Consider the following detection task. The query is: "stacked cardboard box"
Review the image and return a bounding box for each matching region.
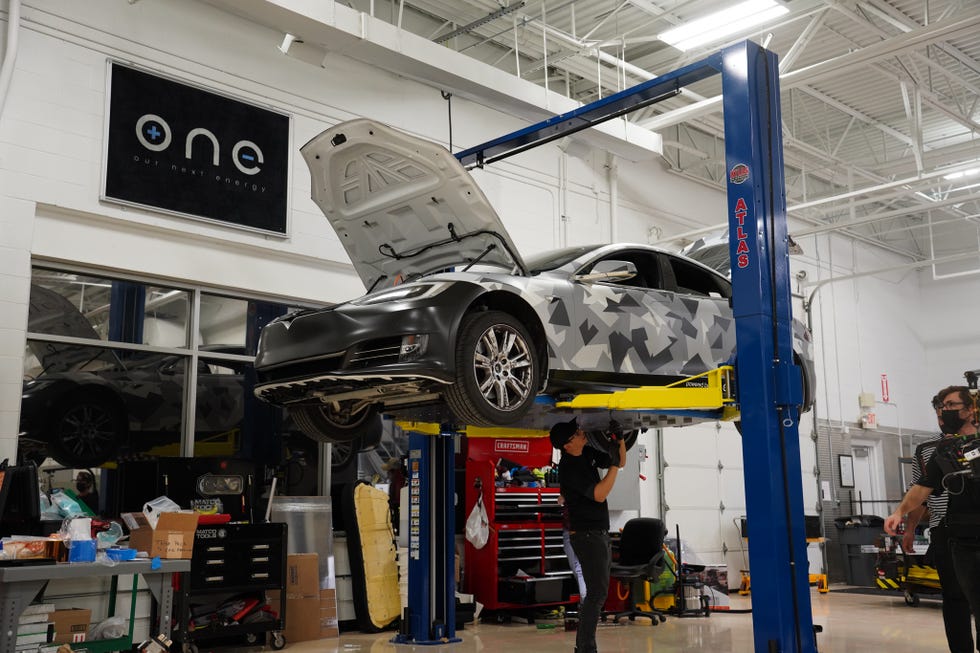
[269,553,339,643]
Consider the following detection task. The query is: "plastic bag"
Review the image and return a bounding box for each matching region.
[89,615,127,640]
[465,495,489,550]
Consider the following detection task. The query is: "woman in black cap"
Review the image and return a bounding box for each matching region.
[550,418,626,653]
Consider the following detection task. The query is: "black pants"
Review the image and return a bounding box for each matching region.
[570,530,611,653]
[931,527,979,652]
[950,537,980,652]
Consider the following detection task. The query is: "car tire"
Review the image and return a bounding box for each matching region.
[47,391,126,468]
[291,402,382,444]
[445,310,540,427]
[585,429,640,454]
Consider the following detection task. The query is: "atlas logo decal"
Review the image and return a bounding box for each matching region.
[729,163,750,184]
[135,113,264,176]
[733,196,750,269]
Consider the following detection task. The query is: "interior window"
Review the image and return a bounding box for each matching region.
[667,256,732,299]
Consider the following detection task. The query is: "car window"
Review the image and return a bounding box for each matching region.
[584,251,661,289]
[665,255,732,299]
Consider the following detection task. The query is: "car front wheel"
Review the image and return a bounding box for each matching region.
[290,401,381,444]
[445,310,540,427]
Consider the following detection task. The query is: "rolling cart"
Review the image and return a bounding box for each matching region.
[172,522,287,653]
[873,539,940,606]
[900,550,941,607]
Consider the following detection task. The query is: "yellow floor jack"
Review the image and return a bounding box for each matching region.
[735,518,829,595]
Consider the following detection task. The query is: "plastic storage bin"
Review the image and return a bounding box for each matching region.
[834,515,885,586]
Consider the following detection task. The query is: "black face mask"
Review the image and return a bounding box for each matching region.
[940,409,967,435]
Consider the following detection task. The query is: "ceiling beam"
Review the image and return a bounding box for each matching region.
[637,7,980,132]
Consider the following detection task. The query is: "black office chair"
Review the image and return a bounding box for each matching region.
[601,517,669,625]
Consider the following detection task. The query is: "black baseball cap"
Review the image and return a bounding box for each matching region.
[549,418,579,449]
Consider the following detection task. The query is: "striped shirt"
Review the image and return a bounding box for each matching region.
[910,435,949,528]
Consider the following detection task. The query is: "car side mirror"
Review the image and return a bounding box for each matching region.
[573,260,638,283]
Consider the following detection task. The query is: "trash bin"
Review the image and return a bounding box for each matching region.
[833,515,885,586]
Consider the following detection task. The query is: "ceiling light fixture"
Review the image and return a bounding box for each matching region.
[659,0,789,52]
[278,33,301,55]
[944,167,980,181]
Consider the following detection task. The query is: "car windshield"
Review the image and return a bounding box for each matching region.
[683,242,731,278]
[525,245,600,274]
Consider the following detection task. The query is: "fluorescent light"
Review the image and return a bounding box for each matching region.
[659,0,789,52]
[944,167,980,181]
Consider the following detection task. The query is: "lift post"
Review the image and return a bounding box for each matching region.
[456,40,816,652]
[392,427,460,645]
[721,41,816,653]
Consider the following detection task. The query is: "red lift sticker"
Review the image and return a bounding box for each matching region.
[733,196,750,269]
[729,163,750,184]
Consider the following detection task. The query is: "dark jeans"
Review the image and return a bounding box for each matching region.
[930,527,979,652]
[951,538,980,652]
[570,530,611,653]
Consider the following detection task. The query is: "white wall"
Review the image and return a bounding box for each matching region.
[916,269,980,394]
[791,230,937,433]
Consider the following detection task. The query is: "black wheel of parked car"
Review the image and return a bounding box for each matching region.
[290,401,381,444]
[445,310,540,427]
[47,391,126,468]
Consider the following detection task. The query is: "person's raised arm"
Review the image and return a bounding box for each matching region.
[592,439,626,503]
[592,465,619,503]
[885,485,932,535]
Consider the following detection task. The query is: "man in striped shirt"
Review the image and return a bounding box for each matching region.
[893,385,979,653]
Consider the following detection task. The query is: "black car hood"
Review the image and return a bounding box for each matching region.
[301,119,526,291]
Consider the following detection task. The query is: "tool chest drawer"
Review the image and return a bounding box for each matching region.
[189,523,286,591]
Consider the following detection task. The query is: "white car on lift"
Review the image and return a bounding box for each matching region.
[252,119,815,443]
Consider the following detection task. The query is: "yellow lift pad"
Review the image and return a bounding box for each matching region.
[395,421,549,438]
[555,366,737,412]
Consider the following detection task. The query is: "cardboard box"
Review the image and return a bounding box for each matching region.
[48,608,91,644]
[286,555,341,643]
[125,512,198,559]
[319,589,339,639]
[269,566,340,644]
[286,553,319,599]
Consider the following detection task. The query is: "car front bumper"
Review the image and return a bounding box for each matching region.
[254,281,486,403]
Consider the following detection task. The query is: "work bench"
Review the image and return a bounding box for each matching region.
[0,559,190,653]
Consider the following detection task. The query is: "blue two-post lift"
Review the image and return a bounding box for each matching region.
[397,40,818,653]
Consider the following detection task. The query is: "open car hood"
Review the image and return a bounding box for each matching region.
[301,119,526,291]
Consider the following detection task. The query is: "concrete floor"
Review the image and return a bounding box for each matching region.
[235,587,956,653]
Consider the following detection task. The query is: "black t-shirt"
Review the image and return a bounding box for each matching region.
[558,447,612,532]
[920,437,980,539]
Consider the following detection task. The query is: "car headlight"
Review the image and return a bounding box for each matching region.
[351,281,452,306]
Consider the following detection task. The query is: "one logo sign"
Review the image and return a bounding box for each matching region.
[881,374,889,403]
[103,62,290,234]
[729,163,750,184]
[493,439,530,454]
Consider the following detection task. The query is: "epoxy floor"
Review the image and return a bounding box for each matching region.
[233,588,956,652]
